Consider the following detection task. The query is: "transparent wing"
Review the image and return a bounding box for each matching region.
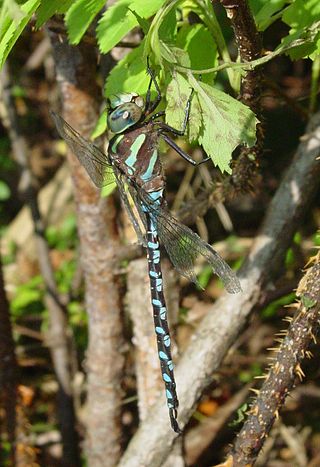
[51,111,146,245]
[51,111,115,188]
[138,192,241,294]
[114,170,146,247]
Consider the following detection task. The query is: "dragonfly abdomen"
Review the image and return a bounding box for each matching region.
[146,213,181,434]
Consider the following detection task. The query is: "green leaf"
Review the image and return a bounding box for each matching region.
[166,71,258,167]
[281,0,320,59]
[65,0,105,44]
[0,0,40,70]
[229,403,248,427]
[97,0,165,54]
[253,0,289,31]
[176,23,218,79]
[35,0,73,28]
[166,72,200,140]
[91,107,108,139]
[11,278,43,313]
[190,77,258,173]
[196,264,212,289]
[128,6,150,35]
[280,21,320,60]
[0,180,11,200]
[261,292,295,318]
[283,0,320,29]
[158,5,177,44]
[105,41,150,97]
[0,0,24,35]
[301,294,317,309]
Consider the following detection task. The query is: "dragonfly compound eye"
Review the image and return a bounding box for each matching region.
[107,103,142,133]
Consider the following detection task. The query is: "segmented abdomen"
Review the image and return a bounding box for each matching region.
[145,212,181,433]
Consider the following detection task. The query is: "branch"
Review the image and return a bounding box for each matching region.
[48,21,125,467]
[118,111,320,467]
[229,251,320,465]
[218,0,264,193]
[0,251,18,465]
[0,63,80,466]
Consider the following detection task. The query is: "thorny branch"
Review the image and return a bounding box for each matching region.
[218,0,264,194]
[118,111,320,467]
[229,251,320,466]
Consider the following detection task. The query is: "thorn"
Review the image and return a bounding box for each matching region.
[273,362,281,374]
[283,316,293,322]
[274,409,279,419]
[249,388,260,395]
[250,405,259,416]
[274,338,283,343]
[266,356,276,361]
[310,332,317,344]
[284,303,299,309]
[295,363,305,381]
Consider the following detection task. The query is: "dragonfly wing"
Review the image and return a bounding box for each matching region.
[128,185,148,231]
[139,194,241,294]
[113,169,146,247]
[51,111,115,188]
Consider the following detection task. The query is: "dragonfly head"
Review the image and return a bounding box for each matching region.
[107,92,144,133]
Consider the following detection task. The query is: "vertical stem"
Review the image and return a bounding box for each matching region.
[309,55,320,114]
[0,252,18,465]
[0,62,80,466]
[218,0,264,194]
[48,23,124,467]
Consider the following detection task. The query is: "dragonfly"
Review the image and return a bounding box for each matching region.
[51,62,241,434]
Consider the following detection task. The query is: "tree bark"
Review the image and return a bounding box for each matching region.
[48,25,125,467]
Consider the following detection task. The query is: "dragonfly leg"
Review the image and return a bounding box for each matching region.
[160,132,210,166]
[144,58,162,116]
[146,110,165,123]
[156,89,194,136]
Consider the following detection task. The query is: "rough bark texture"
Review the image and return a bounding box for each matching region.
[0,252,18,465]
[230,252,320,466]
[118,112,320,467]
[218,0,264,194]
[48,26,124,467]
[0,62,79,466]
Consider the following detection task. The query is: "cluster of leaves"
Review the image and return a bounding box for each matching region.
[0,0,319,172]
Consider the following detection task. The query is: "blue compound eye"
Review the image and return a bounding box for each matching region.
[107,103,142,133]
